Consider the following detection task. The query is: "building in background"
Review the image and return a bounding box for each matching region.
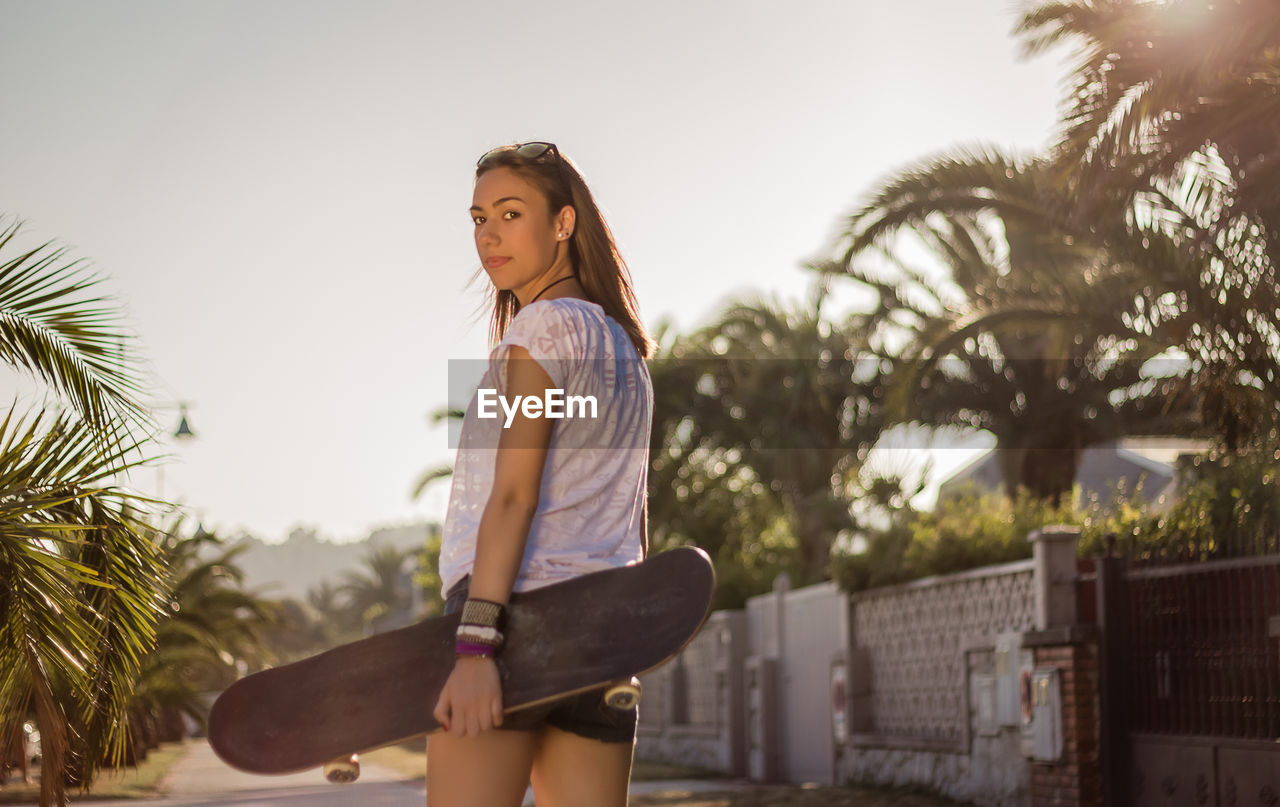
[935,437,1212,509]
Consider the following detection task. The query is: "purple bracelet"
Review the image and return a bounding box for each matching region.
[455,640,495,657]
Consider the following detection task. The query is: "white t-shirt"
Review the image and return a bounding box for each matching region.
[439,297,652,595]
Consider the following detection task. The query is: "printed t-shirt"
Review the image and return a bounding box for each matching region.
[439,297,652,595]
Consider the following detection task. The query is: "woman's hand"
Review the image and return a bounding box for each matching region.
[432,655,503,738]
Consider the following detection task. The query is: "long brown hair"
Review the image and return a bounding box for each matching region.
[473,144,655,359]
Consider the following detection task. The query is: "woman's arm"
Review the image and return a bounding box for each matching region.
[467,344,556,605]
[433,344,556,737]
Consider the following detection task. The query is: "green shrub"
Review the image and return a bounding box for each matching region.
[1108,451,1280,562]
[833,451,1279,592]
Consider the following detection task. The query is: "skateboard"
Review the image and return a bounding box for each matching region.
[207,546,715,781]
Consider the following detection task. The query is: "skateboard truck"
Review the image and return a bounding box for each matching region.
[323,753,359,784]
[603,676,643,710]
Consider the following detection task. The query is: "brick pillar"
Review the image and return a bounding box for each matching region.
[1023,525,1102,807]
[1024,638,1102,807]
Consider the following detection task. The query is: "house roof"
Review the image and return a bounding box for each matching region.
[936,438,1211,505]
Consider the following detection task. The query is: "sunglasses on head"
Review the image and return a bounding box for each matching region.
[477,141,573,199]
[477,141,560,168]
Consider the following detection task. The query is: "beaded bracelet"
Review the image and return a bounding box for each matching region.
[455,597,507,657]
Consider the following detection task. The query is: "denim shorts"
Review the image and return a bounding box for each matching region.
[443,576,638,744]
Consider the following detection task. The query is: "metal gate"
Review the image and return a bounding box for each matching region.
[1097,537,1280,807]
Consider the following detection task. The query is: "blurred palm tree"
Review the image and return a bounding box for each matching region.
[1,216,169,806]
[409,406,462,503]
[1019,0,1280,225]
[647,319,795,605]
[340,545,416,634]
[305,580,361,644]
[123,524,276,758]
[413,525,444,618]
[649,292,883,586]
[829,151,1207,501]
[1017,0,1280,442]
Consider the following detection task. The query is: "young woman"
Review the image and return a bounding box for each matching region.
[428,142,655,807]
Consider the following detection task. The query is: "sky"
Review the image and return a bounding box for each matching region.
[1,0,1070,544]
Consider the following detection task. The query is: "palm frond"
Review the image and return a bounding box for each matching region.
[0,217,157,446]
[410,464,454,501]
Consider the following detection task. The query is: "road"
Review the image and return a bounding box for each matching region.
[79,741,423,806]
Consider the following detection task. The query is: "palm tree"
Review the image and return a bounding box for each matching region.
[649,292,882,585]
[0,408,166,804]
[1016,0,1280,433]
[0,218,157,442]
[409,406,463,502]
[125,524,277,757]
[340,545,416,634]
[647,334,796,607]
[414,524,445,618]
[1018,0,1280,229]
[300,580,360,647]
[829,150,1208,501]
[1,216,169,807]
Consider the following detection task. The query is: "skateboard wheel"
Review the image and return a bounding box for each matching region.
[323,754,360,784]
[604,677,642,711]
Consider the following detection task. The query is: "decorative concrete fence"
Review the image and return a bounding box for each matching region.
[636,609,747,775]
[636,527,1101,807]
[841,557,1038,806]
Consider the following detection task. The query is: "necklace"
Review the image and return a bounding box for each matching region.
[529,275,577,304]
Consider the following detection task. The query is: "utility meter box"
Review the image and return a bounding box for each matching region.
[995,632,1033,727]
[1020,667,1063,762]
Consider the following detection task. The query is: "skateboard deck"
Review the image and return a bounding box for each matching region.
[207,546,714,776]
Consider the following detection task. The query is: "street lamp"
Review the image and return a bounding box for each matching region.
[174,403,197,441]
[156,402,197,502]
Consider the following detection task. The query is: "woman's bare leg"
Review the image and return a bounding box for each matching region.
[426,729,538,807]
[529,725,634,807]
